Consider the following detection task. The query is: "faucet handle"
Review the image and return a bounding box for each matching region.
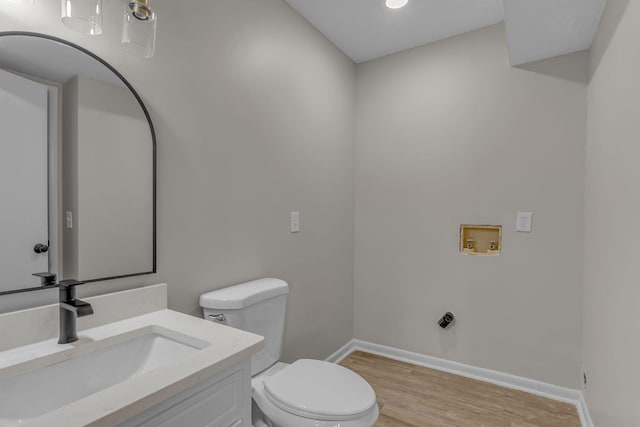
[32,272,57,286]
[58,279,84,289]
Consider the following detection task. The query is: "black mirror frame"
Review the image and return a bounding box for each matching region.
[0,31,157,296]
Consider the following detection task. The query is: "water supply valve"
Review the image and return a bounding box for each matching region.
[438,312,455,329]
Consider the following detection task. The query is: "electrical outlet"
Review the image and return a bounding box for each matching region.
[516,212,533,233]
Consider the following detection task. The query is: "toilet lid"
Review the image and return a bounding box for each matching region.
[264,359,376,421]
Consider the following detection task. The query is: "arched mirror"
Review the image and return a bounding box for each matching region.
[0,32,156,295]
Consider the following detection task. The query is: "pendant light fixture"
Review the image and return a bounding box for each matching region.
[61,0,103,35]
[59,0,158,58]
[121,0,157,58]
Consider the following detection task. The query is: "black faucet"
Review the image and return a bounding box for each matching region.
[32,272,57,287]
[58,280,94,344]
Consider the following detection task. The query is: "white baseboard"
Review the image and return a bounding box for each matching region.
[325,338,357,363]
[578,392,594,427]
[327,339,593,427]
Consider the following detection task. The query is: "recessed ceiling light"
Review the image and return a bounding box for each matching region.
[386,0,408,9]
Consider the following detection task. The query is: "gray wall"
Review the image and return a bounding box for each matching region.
[61,76,79,281]
[75,76,153,280]
[0,0,356,362]
[62,75,153,281]
[584,0,639,424]
[354,24,587,388]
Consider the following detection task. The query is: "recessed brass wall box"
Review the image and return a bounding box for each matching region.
[460,225,502,256]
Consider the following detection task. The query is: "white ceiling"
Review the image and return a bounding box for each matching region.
[285,0,606,65]
[504,0,606,65]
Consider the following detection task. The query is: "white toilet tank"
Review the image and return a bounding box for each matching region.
[200,278,289,375]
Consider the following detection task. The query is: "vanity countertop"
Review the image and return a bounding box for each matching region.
[0,309,264,427]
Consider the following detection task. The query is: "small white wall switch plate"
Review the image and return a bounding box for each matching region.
[65,211,73,229]
[516,212,533,232]
[291,211,300,233]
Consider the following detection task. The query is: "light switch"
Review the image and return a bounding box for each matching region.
[291,211,300,233]
[516,212,533,233]
[66,211,73,229]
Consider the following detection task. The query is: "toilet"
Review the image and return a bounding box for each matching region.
[200,278,379,427]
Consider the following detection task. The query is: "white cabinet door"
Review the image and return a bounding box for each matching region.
[0,68,49,291]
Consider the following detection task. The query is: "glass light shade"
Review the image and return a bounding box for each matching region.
[61,0,102,35]
[385,0,408,9]
[121,2,157,59]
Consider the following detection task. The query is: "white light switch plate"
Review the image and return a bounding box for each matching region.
[291,211,300,233]
[516,212,533,232]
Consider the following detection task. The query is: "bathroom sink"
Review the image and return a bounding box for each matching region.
[0,326,208,424]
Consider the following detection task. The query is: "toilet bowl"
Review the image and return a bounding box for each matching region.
[200,278,379,427]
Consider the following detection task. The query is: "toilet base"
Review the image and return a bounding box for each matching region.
[252,400,273,427]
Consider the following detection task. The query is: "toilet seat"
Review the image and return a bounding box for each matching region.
[252,361,379,427]
[264,359,377,421]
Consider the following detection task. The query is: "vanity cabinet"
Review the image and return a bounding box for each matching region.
[0,298,262,427]
[119,360,251,427]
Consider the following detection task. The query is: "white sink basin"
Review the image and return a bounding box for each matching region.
[0,325,208,424]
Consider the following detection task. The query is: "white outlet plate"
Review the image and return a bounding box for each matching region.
[516,212,533,233]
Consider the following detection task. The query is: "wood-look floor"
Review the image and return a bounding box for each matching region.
[340,351,580,427]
